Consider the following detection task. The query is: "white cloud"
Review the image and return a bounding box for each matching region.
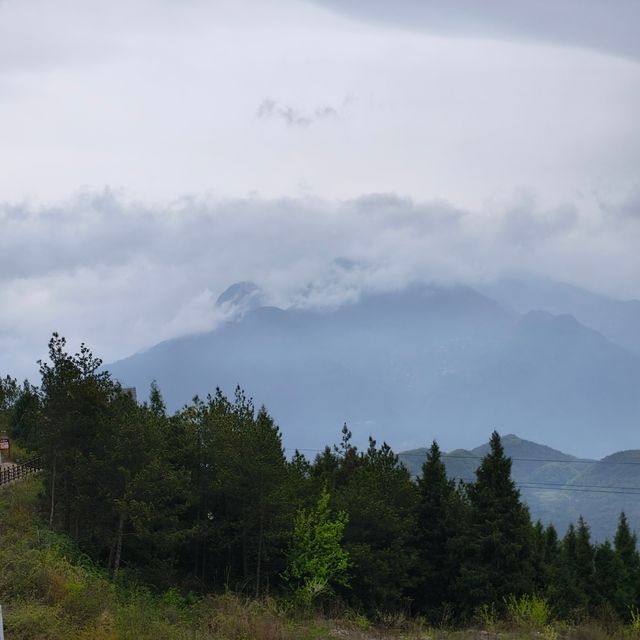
[0,0,638,207]
[1,0,639,381]
[1,188,640,381]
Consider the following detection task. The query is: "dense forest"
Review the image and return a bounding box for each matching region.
[1,333,639,625]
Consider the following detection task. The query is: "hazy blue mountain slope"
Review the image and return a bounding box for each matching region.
[479,275,640,354]
[420,310,640,454]
[108,282,640,457]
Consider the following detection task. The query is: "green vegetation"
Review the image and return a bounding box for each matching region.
[2,333,640,638]
[283,486,349,606]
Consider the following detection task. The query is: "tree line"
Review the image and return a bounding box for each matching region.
[1,333,638,623]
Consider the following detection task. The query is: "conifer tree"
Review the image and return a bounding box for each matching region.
[327,433,418,613]
[575,516,595,605]
[593,541,627,617]
[553,523,589,617]
[614,512,639,614]
[456,431,534,610]
[414,440,464,614]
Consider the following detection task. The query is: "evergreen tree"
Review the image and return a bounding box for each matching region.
[37,334,113,532]
[414,440,464,615]
[593,541,627,618]
[455,431,534,611]
[324,432,418,613]
[0,375,19,438]
[575,516,595,605]
[614,512,639,615]
[553,523,589,618]
[8,381,42,452]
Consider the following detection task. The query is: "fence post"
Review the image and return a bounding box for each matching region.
[0,603,5,640]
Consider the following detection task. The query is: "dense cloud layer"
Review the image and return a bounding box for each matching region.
[1,0,639,207]
[1,0,639,382]
[2,188,639,381]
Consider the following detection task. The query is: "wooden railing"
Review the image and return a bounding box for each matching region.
[0,457,43,487]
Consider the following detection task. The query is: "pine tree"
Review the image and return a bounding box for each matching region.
[554,523,589,617]
[614,512,639,615]
[575,516,595,605]
[414,440,464,615]
[455,431,534,610]
[0,375,19,438]
[327,433,418,613]
[593,541,627,617]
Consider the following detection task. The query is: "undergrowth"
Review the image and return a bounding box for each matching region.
[1,477,638,639]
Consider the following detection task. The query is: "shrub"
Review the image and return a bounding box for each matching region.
[504,594,552,629]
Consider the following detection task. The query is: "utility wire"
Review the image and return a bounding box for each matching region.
[285,447,640,496]
[286,447,640,466]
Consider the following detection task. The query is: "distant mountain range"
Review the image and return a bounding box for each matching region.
[476,274,640,355]
[108,275,640,459]
[400,434,640,543]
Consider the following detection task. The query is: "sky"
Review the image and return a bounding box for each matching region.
[1,0,640,381]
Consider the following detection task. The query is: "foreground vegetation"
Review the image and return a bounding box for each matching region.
[2,333,640,636]
[3,477,640,639]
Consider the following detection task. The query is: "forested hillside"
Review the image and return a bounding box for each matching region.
[2,334,640,630]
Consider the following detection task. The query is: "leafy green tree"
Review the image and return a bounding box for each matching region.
[284,485,349,605]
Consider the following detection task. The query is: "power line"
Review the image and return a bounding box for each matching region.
[285,447,640,496]
[440,477,640,497]
[286,447,640,466]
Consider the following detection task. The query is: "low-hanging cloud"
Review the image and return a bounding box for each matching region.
[2,187,640,382]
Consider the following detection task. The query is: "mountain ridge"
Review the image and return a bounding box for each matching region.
[108,278,640,459]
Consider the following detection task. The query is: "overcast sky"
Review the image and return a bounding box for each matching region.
[1,0,639,380]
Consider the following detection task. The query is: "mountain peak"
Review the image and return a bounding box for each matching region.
[215,282,264,319]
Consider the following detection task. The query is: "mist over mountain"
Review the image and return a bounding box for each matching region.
[108,277,640,459]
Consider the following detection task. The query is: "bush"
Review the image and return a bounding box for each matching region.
[504,594,552,629]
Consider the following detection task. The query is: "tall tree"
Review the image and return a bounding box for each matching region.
[332,436,418,613]
[37,334,112,532]
[413,440,465,615]
[7,381,42,452]
[456,431,534,611]
[614,512,639,615]
[0,375,19,438]
[593,541,627,617]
